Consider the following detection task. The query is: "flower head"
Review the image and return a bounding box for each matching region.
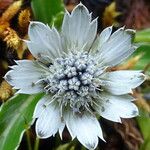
[4,3,146,150]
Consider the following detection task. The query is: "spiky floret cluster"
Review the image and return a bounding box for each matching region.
[5,3,146,150]
[41,51,104,112]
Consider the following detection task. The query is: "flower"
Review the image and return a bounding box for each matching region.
[4,3,146,150]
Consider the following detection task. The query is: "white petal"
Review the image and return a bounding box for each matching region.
[4,60,48,94]
[95,93,138,122]
[100,70,145,95]
[35,97,63,138]
[64,111,104,149]
[61,3,97,52]
[95,27,136,66]
[26,41,54,63]
[99,26,112,44]
[63,111,76,139]
[27,21,63,60]
[90,26,112,53]
[33,96,48,118]
[96,26,112,49]
[59,123,65,140]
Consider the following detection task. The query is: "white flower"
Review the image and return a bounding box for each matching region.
[4,3,146,150]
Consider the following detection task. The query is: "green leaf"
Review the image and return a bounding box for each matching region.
[133,44,150,74]
[0,93,43,150]
[31,0,64,25]
[51,11,64,30]
[134,28,150,43]
[137,111,150,150]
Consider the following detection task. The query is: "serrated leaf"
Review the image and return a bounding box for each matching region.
[0,93,43,150]
[31,0,64,25]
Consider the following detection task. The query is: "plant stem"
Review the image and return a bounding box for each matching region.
[34,137,40,150]
[26,130,32,150]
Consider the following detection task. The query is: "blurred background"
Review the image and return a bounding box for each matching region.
[0,0,150,150]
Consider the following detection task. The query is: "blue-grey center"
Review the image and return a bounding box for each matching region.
[44,52,102,110]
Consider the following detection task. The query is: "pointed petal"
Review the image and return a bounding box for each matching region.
[59,123,65,140]
[4,60,48,94]
[101,70,145,95]
[91,26,112,54]
[96,28,136,66]
[62,3,97,52]
[64,111,104,149]
[27,21,63,61]
[94,26,112,49]
[63,110,76,139]
[95,93,138,122]
[35,97,62,138]
[99,26,112,44]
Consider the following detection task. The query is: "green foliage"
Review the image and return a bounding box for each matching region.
[31,0,64,28]
[134,28,150,74]
[56,143,75,150]
[135,29,150,43]
[51,11,64,30]
[0,94,43,150]
[134,29,150,150]
[133,44,150,74]
[137,111,150,150]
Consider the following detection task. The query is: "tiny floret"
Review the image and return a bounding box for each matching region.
[4,3,145,150]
